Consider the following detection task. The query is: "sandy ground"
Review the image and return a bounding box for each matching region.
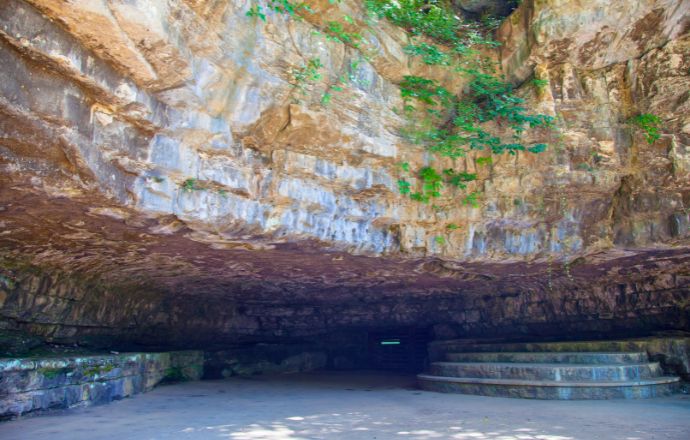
[1,371,689,440]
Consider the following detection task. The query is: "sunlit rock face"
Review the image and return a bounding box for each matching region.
[0,0,688,350]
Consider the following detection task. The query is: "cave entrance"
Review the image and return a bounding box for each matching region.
[367,327,430,372]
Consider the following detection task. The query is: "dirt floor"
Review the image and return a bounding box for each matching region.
[1,371,689,439]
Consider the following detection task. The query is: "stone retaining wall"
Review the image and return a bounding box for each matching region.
[0,351,203,419]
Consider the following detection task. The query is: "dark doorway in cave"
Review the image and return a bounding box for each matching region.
[367,327,430,372]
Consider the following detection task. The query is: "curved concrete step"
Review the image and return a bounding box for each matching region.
[445,352,649,364]
[430,361,663,382]
[417,374,680,400]
[428,339,680,360]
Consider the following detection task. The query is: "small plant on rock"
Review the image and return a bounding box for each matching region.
[181,178,202,192]
[290,57,324,100]
[629,113,662,144]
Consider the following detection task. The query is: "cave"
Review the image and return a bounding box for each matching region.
[1,0,690,438]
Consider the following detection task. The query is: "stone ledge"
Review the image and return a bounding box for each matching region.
[0,350,203,420]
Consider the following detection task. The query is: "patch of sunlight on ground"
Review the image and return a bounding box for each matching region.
[229,424,298,439]
[186,412,577,440]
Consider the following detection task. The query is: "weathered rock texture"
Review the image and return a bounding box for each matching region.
[0,0,688,349]
[0,350,203,419]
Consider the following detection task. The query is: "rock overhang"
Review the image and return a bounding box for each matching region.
[0,0,689,350]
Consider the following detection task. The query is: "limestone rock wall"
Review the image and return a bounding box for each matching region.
[0,350,203,419]
[1,0,687,261]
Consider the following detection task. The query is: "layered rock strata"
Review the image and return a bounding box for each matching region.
[0,350,203,419]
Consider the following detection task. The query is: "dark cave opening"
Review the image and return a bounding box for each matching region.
[200,326,433,379]
[367,327,431,372]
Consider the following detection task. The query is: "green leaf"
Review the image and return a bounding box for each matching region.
[629,113,662,144]
[246,5,266,22]
[410,192,429,203]
[528,143,547,154]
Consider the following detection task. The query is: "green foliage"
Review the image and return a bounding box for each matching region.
[365,0,497,50]
[462,191,481,208]
[407,166,443,203]
[325,21,365,49]
[321,92,333,105]
[629,113,662,144]
[434,235,446,245]
[322,69,357,106]
[394,61,552,202]
[246,0,553,209]
[444,169,477,189]
[38,367,68,379]
[246,5,266,21]
[394,67,552,200]
[246,0,312,21]
[461,68,554,138]
[399,166,480,203]
[83,364,114,377]
[181,178,202,192]
[404,42,451,66]
[400,75,452,107]
[528,144,547,154]
[290,57,323,98]
[476,156,493,166]
[419,166,443,197]
[410,192,429,203]
[531,78,549,92]
[446,223,459,230]
[395,42,553,190]
[163,366,187,383]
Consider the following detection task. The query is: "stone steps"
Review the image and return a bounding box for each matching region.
[445,351,649,364]
[428,339,682,361]
[430,361,662,381]
[417,374,680,400]
[418,341,682,399]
